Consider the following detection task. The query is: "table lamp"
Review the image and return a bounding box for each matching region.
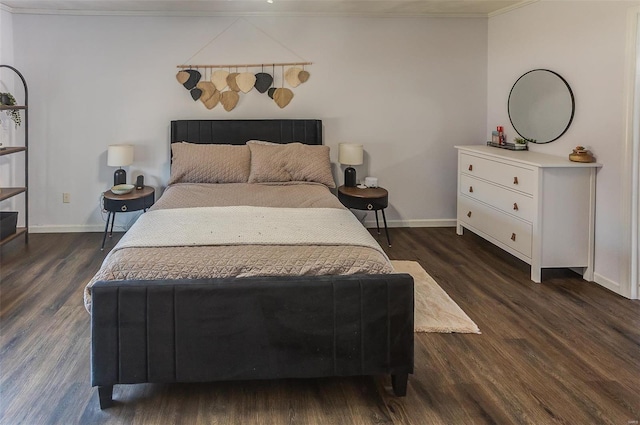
[107,144,134,185]
[338,143,363,187]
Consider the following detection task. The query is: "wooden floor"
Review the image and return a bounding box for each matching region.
[1,228,639,424]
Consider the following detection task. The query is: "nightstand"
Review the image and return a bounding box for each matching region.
[101,186,155,250]
[338,185,391,247]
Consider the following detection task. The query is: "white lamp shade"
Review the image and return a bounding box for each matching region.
[107,144,134,167]
[338,143,363,166]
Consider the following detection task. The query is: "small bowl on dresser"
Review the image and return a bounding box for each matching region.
[111,184,135,195]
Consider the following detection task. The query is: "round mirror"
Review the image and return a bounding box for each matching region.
[508,69,575,144]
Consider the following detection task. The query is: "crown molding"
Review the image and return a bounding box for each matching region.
[0,1,535,18]
[488,0,538,18]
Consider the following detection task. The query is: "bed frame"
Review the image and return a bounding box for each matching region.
[91,119,414,409]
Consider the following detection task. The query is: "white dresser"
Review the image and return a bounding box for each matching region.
[455,145,601,282]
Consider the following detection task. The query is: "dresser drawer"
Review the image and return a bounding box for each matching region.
[458,196,532,258]
[459,174,534,223]
[460,153,535,195]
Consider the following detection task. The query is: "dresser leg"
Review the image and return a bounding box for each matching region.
[456,222,463,236]
[531,267,541,283]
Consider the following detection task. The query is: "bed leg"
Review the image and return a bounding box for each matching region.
[98,385,114,409]
[391,373,408,396]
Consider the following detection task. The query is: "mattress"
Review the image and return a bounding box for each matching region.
[85,183,393,312]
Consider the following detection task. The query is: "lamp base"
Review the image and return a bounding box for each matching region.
[114,168,127,186]
[344,167,357,187]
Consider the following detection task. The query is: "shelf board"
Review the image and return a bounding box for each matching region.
[0,146,26,156]
[0,105,26,110]
[0,187,26,201]
[0,227,27,247]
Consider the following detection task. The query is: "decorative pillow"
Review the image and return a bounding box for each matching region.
[248,142,335,188]
[169,142,251,184]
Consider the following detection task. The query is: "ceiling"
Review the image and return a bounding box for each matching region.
[0,0,536,17]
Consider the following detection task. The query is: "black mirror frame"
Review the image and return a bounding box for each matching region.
[508,69,575,144]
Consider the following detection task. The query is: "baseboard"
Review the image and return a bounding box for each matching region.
[363,218,457,228]
[30,225,126,233]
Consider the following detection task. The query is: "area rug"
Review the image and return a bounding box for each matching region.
[391,260,481,334]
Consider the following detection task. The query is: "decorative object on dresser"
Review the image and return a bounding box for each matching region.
[508,69,575,144]
[338,185,391,247]
[455,145,601,283]
[0,64,28,246]
[569,146,595,163]
[338,143,363,187]
[101,186,154,250]
[107,144,134,186]
[487,136,531,151]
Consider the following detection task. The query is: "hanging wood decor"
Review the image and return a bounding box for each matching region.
[176,62,311,111]
[254,66,273,93]
[175,18,312,111]
[220,90,240,111]
[203,90,221,109]
[211,70,230,91]
[227,72,241,92]
[285,67,303,88]
[236,71,256,93]
[197,81,216,102]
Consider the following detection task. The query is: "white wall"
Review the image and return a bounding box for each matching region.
[488,1,639,296]
[9,14,487,232]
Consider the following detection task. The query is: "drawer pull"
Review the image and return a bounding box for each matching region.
[367,204,373,210]
[513,203,519,211]
[468,164,473,171]
[513,176,519,185]
[511,233,516,241]
[121,205,128,212]
[467,211,472,218]
[469,186,473,193]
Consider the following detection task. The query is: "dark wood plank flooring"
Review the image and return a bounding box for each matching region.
[1,228,639,424]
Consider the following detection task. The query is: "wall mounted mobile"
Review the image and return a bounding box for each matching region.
[176,62,311,111]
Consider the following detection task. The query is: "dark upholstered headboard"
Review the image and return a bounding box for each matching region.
[170,120,323,145]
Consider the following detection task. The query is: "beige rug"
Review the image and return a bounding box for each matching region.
[391,260,481,334]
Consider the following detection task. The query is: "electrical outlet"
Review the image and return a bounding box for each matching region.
[63,192,70,203]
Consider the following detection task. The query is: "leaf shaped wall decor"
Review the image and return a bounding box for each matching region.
[273,88,294,108]
[176,71,189,84]
[236,73,256,93]
[197,81,216,102]
[220,91,240,111]
[298,70,311,83]
[285,67,302,88]
[254,72,273,93]
[211,70,230,91]
[190,88,203,101]
[183,70,201,90]
[227,73,241,92]
[203,90,221,109]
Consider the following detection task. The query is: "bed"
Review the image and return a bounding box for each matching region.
[88,119,414,409]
